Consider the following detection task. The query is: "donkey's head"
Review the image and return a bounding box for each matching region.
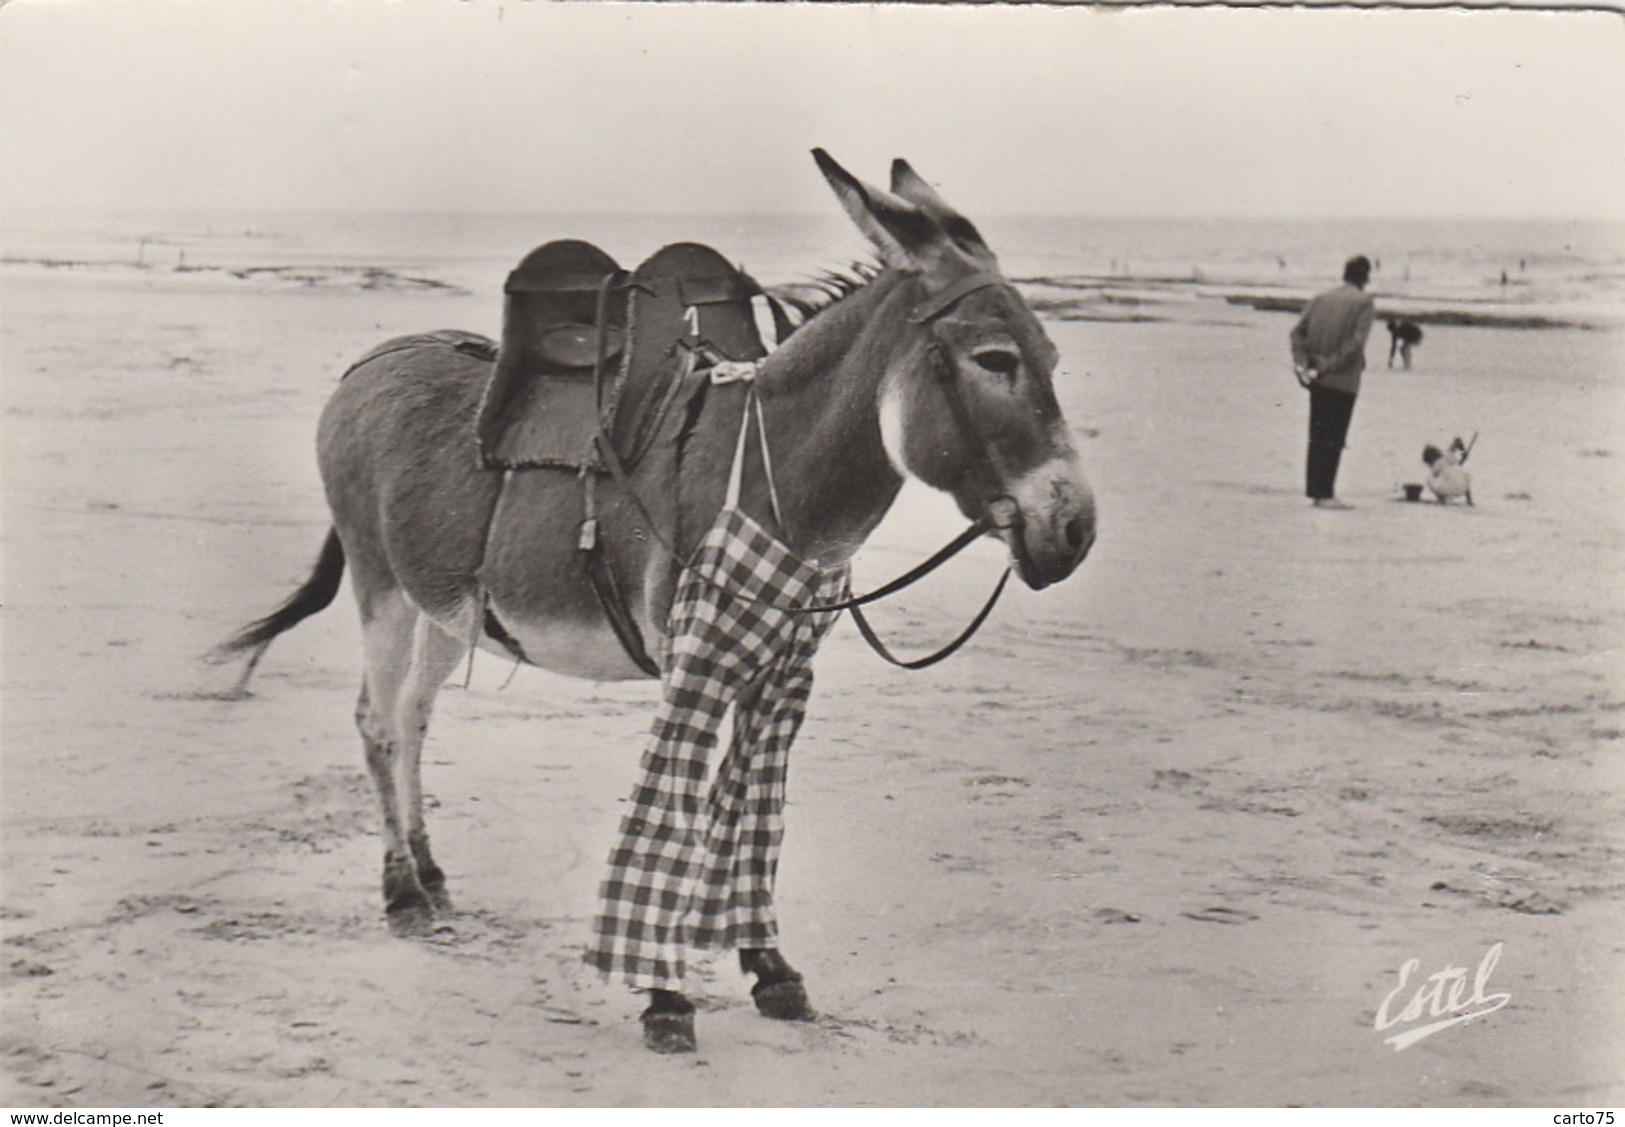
[814,149,1095,589]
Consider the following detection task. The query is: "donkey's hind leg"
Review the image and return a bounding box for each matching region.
[355,590,468,934]
[399,610,470,914]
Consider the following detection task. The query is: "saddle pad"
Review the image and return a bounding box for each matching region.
[607,243,768,469]
[477,240,626,470]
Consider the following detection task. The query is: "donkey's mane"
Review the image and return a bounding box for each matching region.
[764,261,881,336]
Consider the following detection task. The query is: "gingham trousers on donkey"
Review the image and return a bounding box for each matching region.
[587,389,848,992]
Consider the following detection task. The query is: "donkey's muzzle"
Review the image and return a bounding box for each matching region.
[1027,509,1095,588]
[1001,473,1095,590]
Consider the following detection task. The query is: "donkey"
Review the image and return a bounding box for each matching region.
[215,150,1095,1050]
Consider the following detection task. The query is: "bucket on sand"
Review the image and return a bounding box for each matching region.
[1403,483,1425,502]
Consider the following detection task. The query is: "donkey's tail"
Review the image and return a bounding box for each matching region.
[205,528,346,690]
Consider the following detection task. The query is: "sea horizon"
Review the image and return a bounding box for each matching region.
[6,205,1622,331]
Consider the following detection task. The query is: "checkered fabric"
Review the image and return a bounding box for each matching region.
[586,503,848,991]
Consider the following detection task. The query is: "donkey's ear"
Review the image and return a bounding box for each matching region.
[812,148,942,273]
[890,159,995,266]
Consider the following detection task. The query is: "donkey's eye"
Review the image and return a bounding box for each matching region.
[971,346,1021,378]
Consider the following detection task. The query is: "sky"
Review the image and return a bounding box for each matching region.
[1,1,1622,221]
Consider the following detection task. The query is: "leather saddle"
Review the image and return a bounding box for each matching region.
[476,240,627,470]
[476,239,768,472]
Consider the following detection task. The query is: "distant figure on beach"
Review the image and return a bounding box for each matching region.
[1422,436,1474,505]
[1290,255,1374,510]
[1387,317,1423,369]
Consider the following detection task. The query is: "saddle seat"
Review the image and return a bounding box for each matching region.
[476,240,626,470]
[476,239,768,472]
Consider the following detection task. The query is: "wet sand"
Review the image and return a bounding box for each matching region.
[2,266,1622,1106]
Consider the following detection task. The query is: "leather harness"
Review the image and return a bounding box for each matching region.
[578,269,1026,674]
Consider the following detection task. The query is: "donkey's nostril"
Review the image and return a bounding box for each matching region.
[1065,515,1087,551]
[1063,514,1096,566]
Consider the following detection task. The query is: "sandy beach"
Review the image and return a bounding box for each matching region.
[2,261,1622,1107]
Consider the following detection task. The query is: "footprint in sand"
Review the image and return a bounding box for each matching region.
[1180,906,1259,924]
[1092,907,1142,924]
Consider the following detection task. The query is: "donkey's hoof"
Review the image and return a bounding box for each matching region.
[741,948,816,1021]
[385,902,436,939]
[752,977,816,1022]
[423,882,454,915]
[640,1009,698,1054]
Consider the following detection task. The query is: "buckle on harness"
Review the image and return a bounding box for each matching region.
[578,517,599,552]
[708,359,762,385]
[986,496,1021,532]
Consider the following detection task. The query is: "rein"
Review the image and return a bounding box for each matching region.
[589,395,1009,666]
[582,269,1023,671]
[836,270,1022,669]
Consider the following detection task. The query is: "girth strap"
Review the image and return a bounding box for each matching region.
[577,466,662,678]
[582,547,662,678]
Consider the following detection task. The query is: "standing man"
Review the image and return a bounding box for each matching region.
[1291,255,1374,510]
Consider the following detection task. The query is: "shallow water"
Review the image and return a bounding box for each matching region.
[7,208,1623,327]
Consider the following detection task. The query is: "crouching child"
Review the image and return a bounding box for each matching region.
[1422,437,1474,505]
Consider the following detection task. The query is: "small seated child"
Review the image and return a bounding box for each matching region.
[1422,437,1473,505]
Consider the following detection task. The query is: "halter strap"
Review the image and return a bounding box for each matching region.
[909,271,1009,324]
[582,294,1018,670]
[724,385,785,531]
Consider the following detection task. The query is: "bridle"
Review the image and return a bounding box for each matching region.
[587,268,1030,671]
[837,270,1028,668]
